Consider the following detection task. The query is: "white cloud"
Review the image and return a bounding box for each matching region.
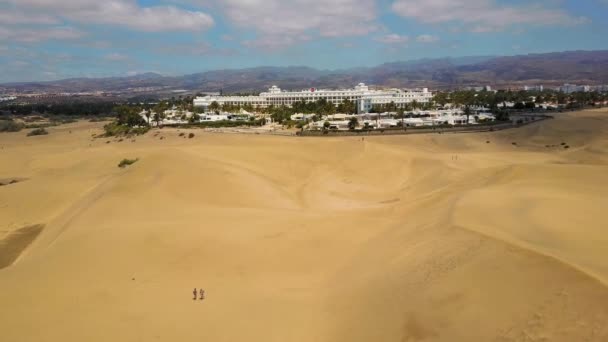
[391,0,589,32]
[6,0,214,32]
[12,60,31,68]
[0,11,60,25]
[416,34,439,43]
[197,0,378,48]
[104,53,129,61]
[0,26,85,43]
[156,42,238,56]
[242,35,312,50]
[374,34,409,44]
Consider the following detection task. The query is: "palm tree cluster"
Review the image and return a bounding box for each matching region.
[433,89,608,111]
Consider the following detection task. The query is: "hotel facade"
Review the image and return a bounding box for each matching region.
[193,83,433,113]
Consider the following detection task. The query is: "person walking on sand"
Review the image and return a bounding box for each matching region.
[200,289,205,301]
[193,288,197,300]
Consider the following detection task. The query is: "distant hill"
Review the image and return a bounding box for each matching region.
[2,51,607,94]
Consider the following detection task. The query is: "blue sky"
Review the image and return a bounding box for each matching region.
[0,0,607,82]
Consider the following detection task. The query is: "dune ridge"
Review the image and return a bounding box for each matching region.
[1,110,607,341]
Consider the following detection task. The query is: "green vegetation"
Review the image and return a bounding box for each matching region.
[103,121,149,137]
[209,101,221,114]
[188,133,195,139]
[0,120,25,133]
[266,98,357,124]
[188,113,200,124]
[348,117,359,130]
[27,128,49,136]
[118,158,139,168]
[102,105,149,137]
[152,102,168,127]
[432,89,608,121]
[0,102,116,116]
[171,119,266,129]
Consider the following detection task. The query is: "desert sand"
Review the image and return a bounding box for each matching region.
[1,110,608,341]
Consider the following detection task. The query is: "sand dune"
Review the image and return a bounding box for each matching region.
[1,110,607,341]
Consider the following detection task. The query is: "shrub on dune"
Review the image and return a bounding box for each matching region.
[27,128,49,136]
[0,120,25,133]
[118,158,139,168]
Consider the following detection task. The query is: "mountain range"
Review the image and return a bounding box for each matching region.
[2,51,608,95]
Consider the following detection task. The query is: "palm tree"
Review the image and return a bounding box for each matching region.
[209,101,220,114]
[348,117,358,130]
[398,108,405,130]
[153,103,167,127]
[411,100,419,111]
[463,105,472,125]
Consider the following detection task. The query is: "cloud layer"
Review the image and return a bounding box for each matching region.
[4,0,214,32]
[0,0,598,82]
[391,0,588,32]
[210,0,379,49]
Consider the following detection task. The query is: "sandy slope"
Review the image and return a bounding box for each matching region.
[1,111,607,341]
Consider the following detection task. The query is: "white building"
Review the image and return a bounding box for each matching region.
[0,96,17,102]
[524,85,544,91]
[193,83,433,113]
[559,84,590,93]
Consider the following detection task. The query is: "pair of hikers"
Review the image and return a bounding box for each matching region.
[193,288,205,300]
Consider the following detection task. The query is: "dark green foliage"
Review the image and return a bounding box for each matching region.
[209,101,220,114]
[188,113,200,124]
[0,102,116,116]
[172,120,265,129]
[102,105,150,137]
[118,158,138,168]
[115,105,147,127]
[266,98,359,124]
[513,102,526,110]
[348,117,358,130]
[102,122,149,137]
[27,128,49,136]
[103,122,130,136]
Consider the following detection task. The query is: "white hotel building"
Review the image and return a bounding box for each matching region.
[193,83,433,113]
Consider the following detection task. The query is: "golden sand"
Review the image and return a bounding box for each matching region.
[1,111,607,341]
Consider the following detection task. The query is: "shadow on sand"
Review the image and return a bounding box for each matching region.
[0,224,44,269]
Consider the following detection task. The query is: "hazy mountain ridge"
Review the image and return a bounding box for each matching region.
[2,51,607,94]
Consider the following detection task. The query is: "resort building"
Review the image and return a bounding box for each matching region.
[193,83,433,113]
[558,84,591,93]
[523,85,544,91]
